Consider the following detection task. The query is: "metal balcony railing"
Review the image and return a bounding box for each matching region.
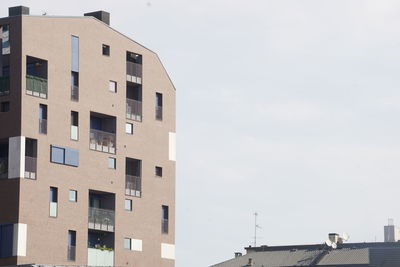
[126,99,142,122]
[161,219,169,234]
[67,245,76,261]
[0,76,10,96]
[26,75,47,98]
[88,207,115,232]
[126,62,142,78]
[156,105,163,120]
[0,157,8,179]
[39,118,47,134]
[25,156,37,179]
[125,175,141,197]
[89,129,116,154]
[71,85,79,101]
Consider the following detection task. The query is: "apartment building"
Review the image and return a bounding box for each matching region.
[0,6,176,267]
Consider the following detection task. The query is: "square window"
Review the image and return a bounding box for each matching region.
[0,101,10,112]
[124,238,131,250]
[108,157,116,169]
[69,190,77,202]
[125,199,132,211]
[51,146,65,164]
[103,44,110,56]
[125,123,133,134]
[109,80,117,93]
[155,166,163,177]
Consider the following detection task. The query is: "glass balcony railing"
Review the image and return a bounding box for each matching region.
[161,218,169,234]
[126,99,142,122]
[0,76,10,96]
[88,207,115,232]
[26,75,47,98]
[89,129,116,154]
[125,175,141,197]
[0,157,8,179]
[25,156,37,179]
[67,245,76,261]
[39,118,47,134]
[71,85,79,101]
[126,62,142,84]
[156,105,163,120]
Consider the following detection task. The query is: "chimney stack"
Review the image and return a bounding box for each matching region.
[84,11,110,25]
[9,6,30,16]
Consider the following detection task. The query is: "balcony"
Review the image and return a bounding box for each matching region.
[24,156,36,179]
[126,99,142,122]
[67,245,76,261]
[26,75,47,98]
[71,85,79,101]
[0,157,7,179]
[126,62,142,84]
[125,175,141,197]
[156,105,163,120]
[88,248,114,267]
[162,218,169,234]
[89,129,116,154]
[0,76,10,96]
[39,118,47,134]
[88,207,115,232]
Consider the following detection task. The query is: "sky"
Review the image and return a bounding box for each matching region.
[3,0,400,266]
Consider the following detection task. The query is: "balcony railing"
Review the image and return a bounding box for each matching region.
[26,75,47,98]
[71,85,79,101]
[125,175,141,197]
[88,207,115,232]
[156,106,163,121]
[161,219,169,234]
[39,118,47,134]
[126,99,142,122]
[0,76,10,96]
[67,245,76,261]
[25,156,37,179]
[126,62,142,84]
[0,157,8,179]
[89,129,116,154]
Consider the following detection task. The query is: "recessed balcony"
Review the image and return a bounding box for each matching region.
[26,56,48,99]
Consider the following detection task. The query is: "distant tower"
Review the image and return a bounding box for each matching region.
[384,218,400,242]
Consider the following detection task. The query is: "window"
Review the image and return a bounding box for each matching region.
[125,199,132,211]
[67,230,76,261]
[71,36,79,72]
[39,104,47,134]
[69,190,77,202]
[162,205,169,234]
[108,157,116,169]
[51,145,79,167]
[102,44,110,56]
[0,101,9,112]
[26,56,48,98]
[71,111,79,140]
[155,166,162,177]
[0,224,13,258]
[155,93,163,120]
[124,238,131,250]
[71,36,79,101]
[125,123,133,134]
[109,80,117,93]
[50,187,58,217]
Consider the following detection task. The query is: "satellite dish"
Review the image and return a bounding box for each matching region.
[325,240,333,247]
[331,242,337,249]
[342,233,350,241]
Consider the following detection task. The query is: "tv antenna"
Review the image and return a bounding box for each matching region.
[253,212,261,247]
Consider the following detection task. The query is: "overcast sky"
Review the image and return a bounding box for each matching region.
[4,0,400,266]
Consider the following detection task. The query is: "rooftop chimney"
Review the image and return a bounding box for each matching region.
[84,11,110,25]
[9,6,30,17]
[234,252,242,258]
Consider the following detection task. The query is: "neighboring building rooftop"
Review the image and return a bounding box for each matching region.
[211,242,400,267]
